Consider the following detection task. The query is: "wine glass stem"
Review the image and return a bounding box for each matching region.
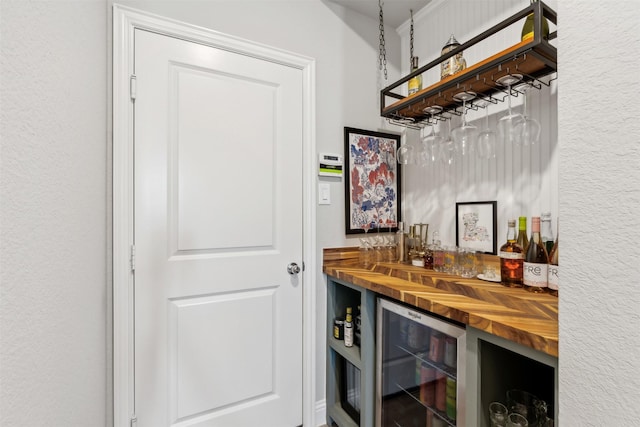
[485,105,489,128]
[462,99,467,126]
[507,84,512,116]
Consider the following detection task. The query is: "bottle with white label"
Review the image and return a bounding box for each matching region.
[344,307,354,347]
[523,216,549,293]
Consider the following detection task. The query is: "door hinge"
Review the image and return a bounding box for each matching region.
[130,414,137,427]
[130,74,137,101]
[130,244,136,272]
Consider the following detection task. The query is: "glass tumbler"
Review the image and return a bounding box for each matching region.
[443,246,457,274]
[507,413,529,427]
[458,248,477,278]
[489,401,508,427]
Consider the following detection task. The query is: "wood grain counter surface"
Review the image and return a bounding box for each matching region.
[323,247,558,358]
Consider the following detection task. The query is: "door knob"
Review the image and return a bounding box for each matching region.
[287,262,301,275]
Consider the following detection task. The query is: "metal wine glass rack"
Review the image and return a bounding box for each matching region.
[381,1,557,129]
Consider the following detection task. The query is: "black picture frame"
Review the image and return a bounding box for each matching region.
[344,127,402,235]
[455,201,498,254]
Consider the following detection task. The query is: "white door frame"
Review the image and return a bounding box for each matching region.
[112,5,317,426]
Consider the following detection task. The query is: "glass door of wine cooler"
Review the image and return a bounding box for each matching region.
[376,298,466,427]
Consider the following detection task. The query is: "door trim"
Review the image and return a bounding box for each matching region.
[112,5,317,426]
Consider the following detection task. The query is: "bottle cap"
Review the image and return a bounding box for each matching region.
[411,56,419,69]
[508,219,516,226]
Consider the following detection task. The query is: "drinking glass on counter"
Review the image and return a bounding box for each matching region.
[443,246,457,274]
[458,247,477,278]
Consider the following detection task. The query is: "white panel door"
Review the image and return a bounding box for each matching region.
[133,29,303,427]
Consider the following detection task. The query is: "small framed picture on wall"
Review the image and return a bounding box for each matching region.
[455,201,497,254]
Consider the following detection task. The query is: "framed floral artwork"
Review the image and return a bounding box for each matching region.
[344,127,402,234]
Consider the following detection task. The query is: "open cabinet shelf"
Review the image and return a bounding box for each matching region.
[381,1,557,128]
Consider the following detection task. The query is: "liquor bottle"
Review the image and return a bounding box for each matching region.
[521,0,550,42]
[523,216,549,293]
[540,212,555,254]
[344,307,354,347]
[408,56,422,95]
[516,216,529,253]
[548,224,559,297]
[499,219,524,287]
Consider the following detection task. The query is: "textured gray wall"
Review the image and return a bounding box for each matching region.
[0,1,107,426]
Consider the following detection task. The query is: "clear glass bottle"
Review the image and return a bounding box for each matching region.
[408,56,422,95]
[540,212,554,254]
[516,216,529,253]
[548,222,558,297]
[499,219,524,287]
[523,216,549,293]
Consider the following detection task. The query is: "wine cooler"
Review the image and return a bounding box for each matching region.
[376,298,466,427]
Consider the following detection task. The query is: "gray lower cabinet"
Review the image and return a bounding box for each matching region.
[465,327,558,427]
[326,277,376,427]
[326,277,558,427]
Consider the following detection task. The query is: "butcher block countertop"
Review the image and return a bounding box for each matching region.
[323,247,558,358]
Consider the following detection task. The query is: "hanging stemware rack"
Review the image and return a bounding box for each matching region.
[381,1,557,130]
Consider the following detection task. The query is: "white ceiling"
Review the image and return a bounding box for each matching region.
[329,0,432,29]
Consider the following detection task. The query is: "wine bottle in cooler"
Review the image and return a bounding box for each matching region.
[517,216,529,253]
[499,219,524,287]
[523,216,549,293]
[548,223,559,297]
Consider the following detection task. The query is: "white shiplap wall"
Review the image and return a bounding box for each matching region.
[394,0,558,247]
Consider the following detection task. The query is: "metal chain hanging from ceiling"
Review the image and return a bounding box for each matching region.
[410,9,414,66]
[378,0,387,80]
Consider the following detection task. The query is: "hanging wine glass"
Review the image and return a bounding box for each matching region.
[439,119,455,167]
[451,91,479,157]
[496,74,525,146]
[422,105,444,164]
[514,86,541,146]
[415,126,432,167]
[396,141,415,165]
[477,101,497,160]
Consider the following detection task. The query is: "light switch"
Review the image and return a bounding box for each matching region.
[318,183,331,205]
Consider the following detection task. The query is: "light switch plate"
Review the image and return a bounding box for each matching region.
[318,183,331,205]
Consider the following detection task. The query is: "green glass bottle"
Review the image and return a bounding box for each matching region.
[521,0,550,42]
